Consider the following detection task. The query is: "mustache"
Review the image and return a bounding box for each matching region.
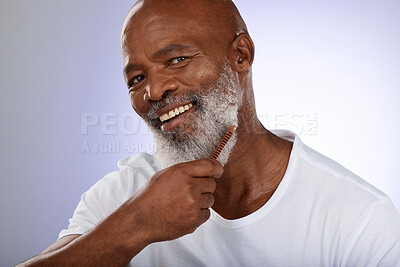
[143,91,201,126]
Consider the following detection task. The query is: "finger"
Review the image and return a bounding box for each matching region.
[194,177,216,193]
[199,193,215,209]
[178,158,223,178]
[199,208,211,224]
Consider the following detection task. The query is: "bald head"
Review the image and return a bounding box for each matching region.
[120,0,258,164]
[121,0,256,131]
[121,0,249,53]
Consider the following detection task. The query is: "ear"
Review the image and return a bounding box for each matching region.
[229,33,255,73]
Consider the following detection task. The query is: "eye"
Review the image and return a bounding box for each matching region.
[128,75,146,89]
[169,57,186,65]
[132,75,145,84]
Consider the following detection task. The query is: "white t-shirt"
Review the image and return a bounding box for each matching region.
[59,131,400,266]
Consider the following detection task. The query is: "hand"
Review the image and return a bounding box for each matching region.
[130,158,223,243]
[16,159,223,266]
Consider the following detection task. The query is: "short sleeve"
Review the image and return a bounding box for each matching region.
[341,198,400,266]
[57,154,156,240]
[58,190,101,239]
[57,170,122,240]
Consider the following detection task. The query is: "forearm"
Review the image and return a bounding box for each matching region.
[18,158,221,266]
[18,201,150,266]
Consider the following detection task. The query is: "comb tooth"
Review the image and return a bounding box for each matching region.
[210,125,237,160]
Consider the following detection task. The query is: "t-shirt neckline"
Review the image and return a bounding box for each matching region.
[209,130,301,229]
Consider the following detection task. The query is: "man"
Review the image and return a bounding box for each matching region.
[19,0,400,266]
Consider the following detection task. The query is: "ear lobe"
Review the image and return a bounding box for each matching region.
[231,33,255,73]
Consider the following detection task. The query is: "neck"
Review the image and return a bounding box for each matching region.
[212,118,293,220]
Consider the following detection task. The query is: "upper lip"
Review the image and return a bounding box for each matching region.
[155,100,194,119]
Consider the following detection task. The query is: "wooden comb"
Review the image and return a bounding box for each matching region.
[211,125,237,160]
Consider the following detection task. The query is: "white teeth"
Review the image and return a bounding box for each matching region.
[168,110,175,118]
[159,103,194,122]
[160,113,169,122]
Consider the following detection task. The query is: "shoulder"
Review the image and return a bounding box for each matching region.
[272,130,391,213]
[82,153,158,217]
[59,153,158,239]
[96,152,157,195]
[286,135,398,232]
[288,137,400,263]
[295,139,388,204]
[117,152,158,175]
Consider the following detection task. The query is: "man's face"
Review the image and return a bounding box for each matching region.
[121,8,241,168]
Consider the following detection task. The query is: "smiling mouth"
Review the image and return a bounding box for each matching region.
[159,102,194,123]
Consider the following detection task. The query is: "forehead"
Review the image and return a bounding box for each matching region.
[121,11,224,62]
[125,16,200,45]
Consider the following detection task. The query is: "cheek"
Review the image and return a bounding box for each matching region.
[130,91,146,116]
[178,58,221,86]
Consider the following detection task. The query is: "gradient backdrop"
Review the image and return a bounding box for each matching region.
[1,0,399,265]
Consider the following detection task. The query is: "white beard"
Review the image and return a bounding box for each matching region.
[143,63,242,170]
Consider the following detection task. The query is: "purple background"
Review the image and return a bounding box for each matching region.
[1,0,399,265]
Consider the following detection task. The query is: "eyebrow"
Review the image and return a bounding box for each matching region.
[123,63,140,79]
[152,43,192,58]
[123,43,193,79]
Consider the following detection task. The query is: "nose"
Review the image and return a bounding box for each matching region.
[144,71,178,102]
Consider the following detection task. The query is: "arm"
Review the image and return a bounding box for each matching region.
[18,159,223,266]
[17,200,153,266]
[41,234,80,253]
[341,198,400,266]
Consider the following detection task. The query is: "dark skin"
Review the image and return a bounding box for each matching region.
[18,0,292,266]
[121,0,292,219]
